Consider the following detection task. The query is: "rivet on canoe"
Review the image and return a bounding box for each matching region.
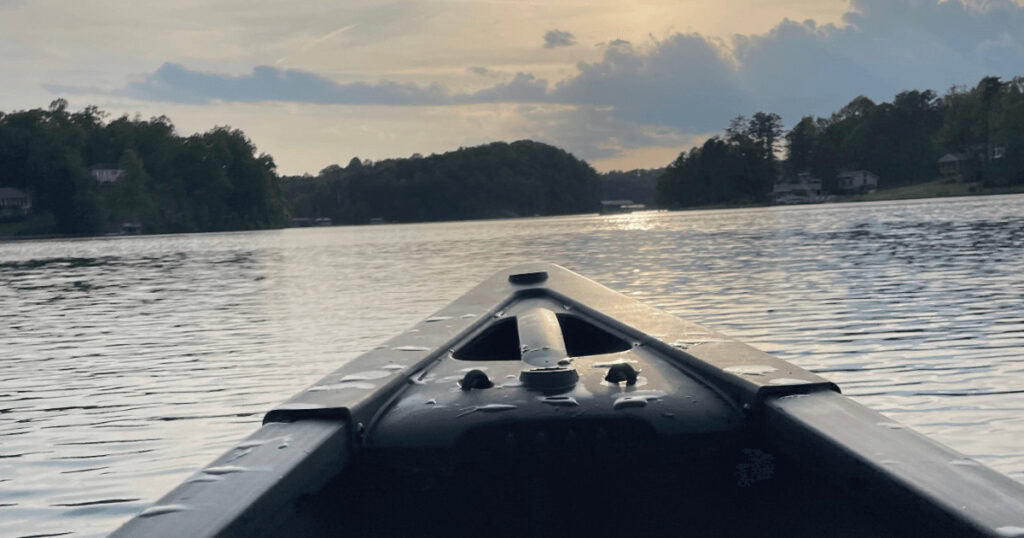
[604,363,640,385]
[459,369,493,390]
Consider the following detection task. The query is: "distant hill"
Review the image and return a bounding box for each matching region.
[280,140,601,224]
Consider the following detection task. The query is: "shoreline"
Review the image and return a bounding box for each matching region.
[4,183,1024,242]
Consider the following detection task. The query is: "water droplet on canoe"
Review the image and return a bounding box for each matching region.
[768,378,811,385]
[950,458,980,467]
[187,474,224,483]
[309,382,375,391]
[425,316,452,322]
[592,359,639,368]
[562,304,572,311]
[493,310,505,318]
[382,364,406,371]
[612,390,666,410]
[139,504,190,517]
[725,365,778,376]
[204,465,248,475]
[461,313,476,319]
[277,436,291,450]
[877,421,905,430]
[237,439,266,449]
[396,346,430,352]
[226,448,253,462]
[341,370,392,381]
[539,396,579,407]
[457,404,517,417]
[425,399,437,405]
[612,396,647,410]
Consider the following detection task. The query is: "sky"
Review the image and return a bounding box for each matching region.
[2,0,1024,174]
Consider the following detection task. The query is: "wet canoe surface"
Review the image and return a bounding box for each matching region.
[112,264,1024,537]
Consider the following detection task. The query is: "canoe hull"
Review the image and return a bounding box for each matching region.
[112,264,1024,537]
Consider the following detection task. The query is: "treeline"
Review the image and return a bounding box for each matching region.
[657,113,783,207]
[280,140,600,223]
[599,168,663,206]
[0,99,286,235]
[657,75,1024,208]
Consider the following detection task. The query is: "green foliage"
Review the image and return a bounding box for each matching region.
[0,102,286,236]
[280,141,600,223]
[786,75,1024,190]
[658,74,1024,209]
[656,115,779,208]
[599,168,663,205]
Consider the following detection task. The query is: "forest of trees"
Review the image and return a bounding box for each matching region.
[280,140,601,224]
[3,74,1023,237]
[0,99,286,235]
[657,75,1024,208]
[599,168,663,206]
[656,112,783,208]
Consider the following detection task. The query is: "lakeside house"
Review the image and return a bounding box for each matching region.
[938,153,973,182]
[600,199,646,215]
[837,170,879,193]
[937,145,1004,183]
[0,187,32,219]
[89,165,125,184]
[772,172,825,204]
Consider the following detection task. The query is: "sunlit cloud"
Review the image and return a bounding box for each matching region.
[20,0,1024,172]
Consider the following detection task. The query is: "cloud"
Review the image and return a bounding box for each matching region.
[549,35,746,132]
[122,62,453,105]
[466,72,549,103]
[65,0,1024,163]
[113,0,1024,122]
[512,104,694,161]
[543,29,576,48]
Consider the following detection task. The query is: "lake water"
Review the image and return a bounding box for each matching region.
[2,195,1024,537]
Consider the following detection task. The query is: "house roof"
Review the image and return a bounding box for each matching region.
[938,153,970,163]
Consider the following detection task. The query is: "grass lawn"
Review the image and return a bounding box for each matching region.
[850,179,1024,202]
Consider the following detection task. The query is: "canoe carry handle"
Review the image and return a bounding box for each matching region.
[517,307,579,390]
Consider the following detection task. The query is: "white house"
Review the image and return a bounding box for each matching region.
[837,170,879,193]
[0,187,31,218]
[89,165,125,184]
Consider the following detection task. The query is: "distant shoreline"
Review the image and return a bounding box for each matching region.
[4,184,1024,242]
[669,180,1024,212]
